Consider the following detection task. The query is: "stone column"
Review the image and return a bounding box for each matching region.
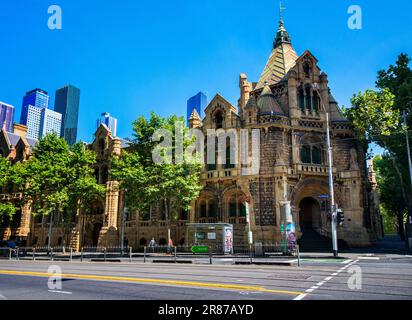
[105,181,120,229]
[18,201,32,237]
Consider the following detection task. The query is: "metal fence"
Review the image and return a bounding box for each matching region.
[0,244,301,266]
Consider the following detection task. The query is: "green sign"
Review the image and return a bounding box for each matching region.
[191,246,209,254]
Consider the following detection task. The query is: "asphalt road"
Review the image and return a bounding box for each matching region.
[0,256,411,300]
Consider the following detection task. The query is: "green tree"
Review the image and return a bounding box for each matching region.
[344,53,412,230]
[111,112,203,245]
[20,134,105,247]
[374,155,408,239]
[0,156,18,220]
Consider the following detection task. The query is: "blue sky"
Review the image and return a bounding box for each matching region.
[0,0,411,150]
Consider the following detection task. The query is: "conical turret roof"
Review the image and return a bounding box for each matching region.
[256,19,298,90]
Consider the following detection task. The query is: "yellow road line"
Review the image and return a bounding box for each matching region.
[0,269,303,296]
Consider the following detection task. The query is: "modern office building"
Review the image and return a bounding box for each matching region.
[24,105,43,140]
[54,85,81,145]
[186,92,207,125]
[40,108,62,138]
[20,89,50,126]
[0,102,15,132]
[97,112,118,137]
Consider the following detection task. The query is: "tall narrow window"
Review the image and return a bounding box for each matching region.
[312,146,321,165]
[214,111,223,129]
[208,201,217,218]
[305,87,311,111]
[298,88,304,111]
[301,145,311,164]
[229,201,237,217]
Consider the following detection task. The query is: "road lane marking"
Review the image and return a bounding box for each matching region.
[0,270,303,297]
[358,257,380,260]
[293,293,308,300]
[0,294,6,300]
[48,290,72,295]
[297,258,361,301]
[342,259,352,264]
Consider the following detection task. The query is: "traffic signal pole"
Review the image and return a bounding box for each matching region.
[326,110,339,258]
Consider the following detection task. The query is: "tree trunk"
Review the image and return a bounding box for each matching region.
[397,212,406,241]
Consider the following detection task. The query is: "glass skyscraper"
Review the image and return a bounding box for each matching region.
[54,85,80,145]
[0,101,15,132]
[187,92,207,125]
[20,88,50,126]
[97,112,118,137]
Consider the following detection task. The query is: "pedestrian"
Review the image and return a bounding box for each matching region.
[167,238,174,254]
[149,238,156,253]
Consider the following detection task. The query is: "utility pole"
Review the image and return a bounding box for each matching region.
[314,83,339,257]
[404,110,412,226]
[120,190,127,254]
[47,211,54,251]
[404,111,412,196]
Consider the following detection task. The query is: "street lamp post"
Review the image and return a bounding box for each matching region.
[313,83,339,257]
[120,189,127,254]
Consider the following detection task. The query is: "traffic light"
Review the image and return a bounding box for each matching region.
[337,209,345,226]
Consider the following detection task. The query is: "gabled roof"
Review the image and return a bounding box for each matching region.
[256,19,299,90]
[204,93,237,115]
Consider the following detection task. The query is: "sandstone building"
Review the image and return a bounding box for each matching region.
[0,17,383,250]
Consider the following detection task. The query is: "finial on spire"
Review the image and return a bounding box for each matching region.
[279,1,286,21]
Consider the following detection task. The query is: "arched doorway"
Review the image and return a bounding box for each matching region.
[298,197,330,251]
[299,197,320,230]
[92,223,102,247]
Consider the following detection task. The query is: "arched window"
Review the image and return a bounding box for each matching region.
[200,201,207,218]
[208,201,217,218]
[312,91,320,112]
[303,62,311,78]
[301,145,311,164]
[98,138,105,155]
[301,144,323,165]
[214,110,223,129]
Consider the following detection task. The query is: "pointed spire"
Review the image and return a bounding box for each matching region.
[274,17,291,48]
[256,12,298,90]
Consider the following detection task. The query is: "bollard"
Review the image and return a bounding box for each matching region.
[51,247,54,261]
[104,248,107,262]
[17,248,20,261]
[129,247,132,263]
[9,248,12,260]
[81,247,83,262]
[70,248,73,262]
[33,247,35,261]
[174,246,177,263]
[297,245,301,267]
[209,251,213,265]
[144,246,146,263]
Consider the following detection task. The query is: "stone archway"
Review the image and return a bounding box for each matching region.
[291,178,332,251]
[299,197,321,231]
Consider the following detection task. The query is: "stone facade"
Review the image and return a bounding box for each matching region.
[0,17,382,249]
